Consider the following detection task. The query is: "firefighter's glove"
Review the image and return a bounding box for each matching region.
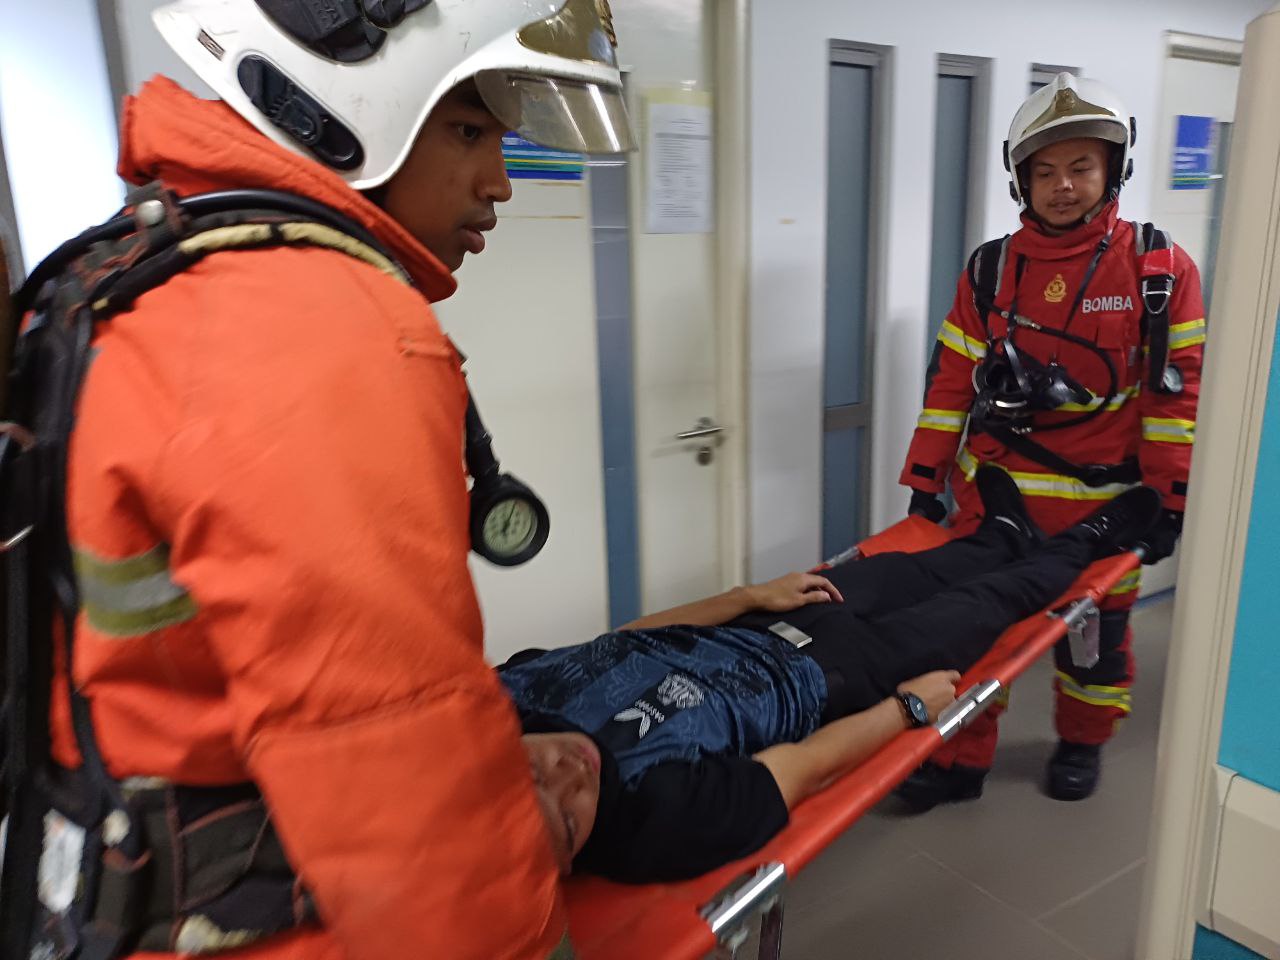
[908,489,948,525]
[1138,509,1183,565]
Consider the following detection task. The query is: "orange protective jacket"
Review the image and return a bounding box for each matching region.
[901,202,1205,535]
[51,77,570,960]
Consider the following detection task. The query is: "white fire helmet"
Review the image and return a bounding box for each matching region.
[1003,72,1135,205]
[153,0,637,190]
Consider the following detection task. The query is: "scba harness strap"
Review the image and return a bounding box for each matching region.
[0,184,429,959]
[961,221,1177,488]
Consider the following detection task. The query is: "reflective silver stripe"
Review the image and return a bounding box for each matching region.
[1168,318,1206,350]
[917,408,966,433]
[1055,671,1133,712]
[74,544,198,638]
[1056,384,1139,413]
[1142,417,1196,444]
[955,448,1132,501]
[938,320,987,360]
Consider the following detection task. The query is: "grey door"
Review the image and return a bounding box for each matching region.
[822,45,882,557]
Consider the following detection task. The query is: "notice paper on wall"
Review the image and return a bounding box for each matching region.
[645,90,713,234]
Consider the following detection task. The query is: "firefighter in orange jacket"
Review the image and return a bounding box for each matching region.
[896,73,1204,807]
[26,2,633,959]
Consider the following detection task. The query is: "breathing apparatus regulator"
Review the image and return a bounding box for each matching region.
[968,302,1120,437]
[967,223,1123,437]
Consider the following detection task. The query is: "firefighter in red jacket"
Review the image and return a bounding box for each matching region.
[896,73,1205,807]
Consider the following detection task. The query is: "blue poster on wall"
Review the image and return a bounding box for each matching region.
[502,134,584,181]
[1171,115,1215,190]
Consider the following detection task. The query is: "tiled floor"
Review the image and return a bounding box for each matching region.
[755,595,1174,960]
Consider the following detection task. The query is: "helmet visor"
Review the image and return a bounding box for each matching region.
[476,71,636,155]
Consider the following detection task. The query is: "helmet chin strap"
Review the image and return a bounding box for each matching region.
[1025,195,1111,235]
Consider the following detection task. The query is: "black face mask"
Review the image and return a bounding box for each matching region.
[971,337,1093,429]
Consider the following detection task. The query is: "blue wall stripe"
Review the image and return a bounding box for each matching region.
[1219,306,1280,792]
[1194,926,1266,960]
[589,159,641,626]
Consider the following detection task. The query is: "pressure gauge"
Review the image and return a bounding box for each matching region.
[470,474,550,567]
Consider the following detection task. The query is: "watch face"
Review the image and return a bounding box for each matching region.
[482,497,539,557]
[901,693,929,727]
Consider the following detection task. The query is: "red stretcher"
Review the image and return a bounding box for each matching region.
[563,516,1142,960]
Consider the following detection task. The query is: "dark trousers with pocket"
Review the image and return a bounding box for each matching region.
[732,522,1096,722]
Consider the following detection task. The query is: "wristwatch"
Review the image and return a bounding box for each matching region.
[896,691,930,728]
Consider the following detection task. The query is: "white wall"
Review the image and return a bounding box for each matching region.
[0,1,123,273]
[748,0,1273,580]
[112,0,215,99]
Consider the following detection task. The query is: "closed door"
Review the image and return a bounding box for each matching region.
[1146,46,1241,595]
[822,45,881,558]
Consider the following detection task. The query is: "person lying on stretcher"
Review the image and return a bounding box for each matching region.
[499,467,1161,883]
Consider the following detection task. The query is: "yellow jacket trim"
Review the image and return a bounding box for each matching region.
[917,408,967,433]
[938,320,987,361]
[1168,317,1207,350]
[74,543,198,639]
[1107,570,1142,596]
[1056,384,1140,413]
[956,449,1132,502]
[1055,671,1133,711]
[1142,417,1196,444]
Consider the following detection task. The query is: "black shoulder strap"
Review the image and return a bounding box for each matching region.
[1133,221,1178,394]
[967,235,1011,332]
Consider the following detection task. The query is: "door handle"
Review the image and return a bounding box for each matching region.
[675,417,724,466]
[675,417,724,441]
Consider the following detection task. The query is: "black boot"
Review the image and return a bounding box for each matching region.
[894,761,988,812]
[1046,740,1101,801]
[1069,486,1163,558]
[975,465,1043,548]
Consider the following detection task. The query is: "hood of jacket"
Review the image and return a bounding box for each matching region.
[117,76,457,302]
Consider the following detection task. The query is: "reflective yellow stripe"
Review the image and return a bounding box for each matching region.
[1142,417,1195,444]
[1055,671,1133,712]
[917,408,967,433]
[955,449,1132,502]
[938,320,987,361]
[1168,317,1207,350]
[74,544,197,639]
[1107,570,1142,596]
[1056,384,1140,413]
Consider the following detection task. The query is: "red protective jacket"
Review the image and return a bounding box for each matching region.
[901,202,1205,535]
[51,78,570,959]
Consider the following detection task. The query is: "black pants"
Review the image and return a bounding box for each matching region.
[730,522,1096,721]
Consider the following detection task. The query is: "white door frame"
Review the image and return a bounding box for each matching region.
[1135,24,1269,960]
[714,0,751,588]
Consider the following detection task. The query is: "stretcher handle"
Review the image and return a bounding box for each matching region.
[935,679,1004,741]
[699,861,787,954]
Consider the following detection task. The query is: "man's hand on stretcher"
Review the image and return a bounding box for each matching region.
[754,670,960,810]
[618,572,844,631]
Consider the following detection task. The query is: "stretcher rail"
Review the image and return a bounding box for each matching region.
[564,517,1143,960]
